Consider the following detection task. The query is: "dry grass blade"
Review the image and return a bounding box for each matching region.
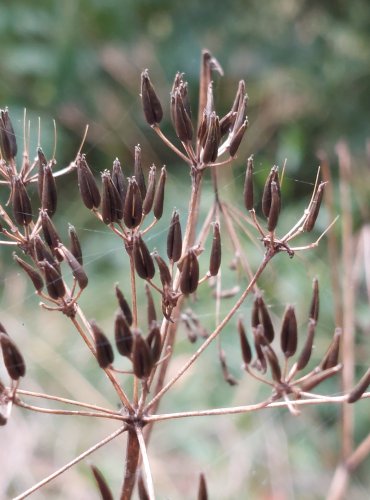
[90,465,114,500]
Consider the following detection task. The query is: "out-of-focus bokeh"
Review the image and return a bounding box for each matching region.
[0,1,369,499]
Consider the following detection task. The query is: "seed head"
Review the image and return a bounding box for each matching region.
[280,305,298,358]
[12,176,33,227]
[179,250,199,295]
[123,177,143,228]
[141,69,163,126]
[41,164,57,217]
[133,233,155,280]
[76,154,101,210]
[90,320,114,369]
[114,311,133,357]
[153,166,166,220]
[132,331,153,379]
[209,222,221,277]
[167,210,182,262]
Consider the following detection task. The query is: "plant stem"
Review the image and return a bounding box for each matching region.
[135,425,155,500]
[120,429,140,500]
[14,426,127,500]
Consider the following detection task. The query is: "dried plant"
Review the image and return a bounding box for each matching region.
[0,51,369,499]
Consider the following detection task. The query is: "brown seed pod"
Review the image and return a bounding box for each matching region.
[132,331,153,379]
[37,147,47,200]
[13,254,44,292]
[134,145,146,200]
[257,296,275,343]
[0,108,17,160]
[167,210,182,262]
[145,283,157,326]
[231,80,246,115]
[112,158,127,210]
[238,317,252,365]
[244,155,254,211]
[141,69,163,126]
[114,311,133,357]
[263,344,282,382]
[280,305,298,358]
[219,109,236,137]
[153,252,172,288]
[133,234,155,280]
[320,327,341,370]
[267,181,280,232]
[76,154,101,210]
[115,285,133,326]
[33,235,55,265]
[209,222,221,277]
[252,326,267,373]
[12,176,33,226]
[303,182,326,233]
[262,166,278,218]
[41,163,57,217]
[229,119,248,158]
[153,166,167,220]
[198,473,208,500]
[309,278,319,323]
[123,177,143,229]
[296,319,316,371]
[90,465,114,500]
[251,296,260,329]
[347,368,370,404]
[197,109,208,149]
[40,210,62,260]
[0,332,26,380]
[101,170,123,224]
[39,260,66,300]
[90,320,114,369]
[68,224,83,266]
[147,324,161,364]
[142,164,156,215]
[299,365,341,392]
[58,244,88,289]
[174,89,193,142]
[202,112,220,164]
[179,250,199,295]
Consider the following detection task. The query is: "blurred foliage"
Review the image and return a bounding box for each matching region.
[0,1,369,499]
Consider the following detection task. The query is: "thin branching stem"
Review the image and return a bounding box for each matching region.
[135,425,156,500]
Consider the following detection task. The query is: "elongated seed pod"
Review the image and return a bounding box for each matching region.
[147,324,161,364]
[238,317,252,365]
[40,210,62,260]
[280,305,297,358]
[252,326,267,373]
[174,89,193,142]
[41,164,57,217]
[202,112,220,164]
[309,278,319,322]
[267,181,280,232]
[90,465,114,500]
[101,170,122,224]
[263,344,282,382]
[112,158,127,210]
[133,234,155,280]
[13,254,44,292]
[115,285,133,325]
[209,222,221,276]
[251,297,260,329]
[114,311,133,357]
[58,244,88,289]
[153,252,172,287]
[33,235,55,265]
[320,327,341,370]
[12,176,33,226]
[39,260,66,300]
[347,368,370,403]
[262,167,278,218]
[153,166,166,220]
[132,331,153,379]
[142,164,156,215]
[229,119,248,157]
[0,332,26,380]
[145,283,157,326]
[219,110,236,137]
[179,250,199,295]
[141,70,163,125]
[299,365,341,392]
[231,80,246,115]
[37,147,47,200]
[167,210,182,262]
[77,155,101,210]
[197,110,208,149]
[90,321,114,369]
[68,224,83,266]
[303,182,326,232]
[257,296,275,343]
[0,108,17,160]
[123,178,142,228]
[198,473,208,500]
[134,145,146,200]
[296,319,316,371]
[244,155,254,211]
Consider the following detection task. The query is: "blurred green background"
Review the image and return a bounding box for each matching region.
[0,0,369,499]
